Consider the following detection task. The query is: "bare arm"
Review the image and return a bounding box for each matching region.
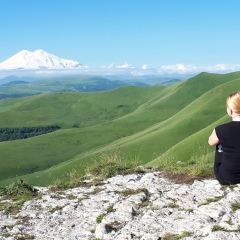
[208,129,220,146]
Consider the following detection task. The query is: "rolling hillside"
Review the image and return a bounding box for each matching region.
[0,71,240,186]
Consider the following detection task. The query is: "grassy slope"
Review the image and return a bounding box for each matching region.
[1,71,240,186]
[0,86,162,128]
[0,86,165,183]
[146,78,240,164]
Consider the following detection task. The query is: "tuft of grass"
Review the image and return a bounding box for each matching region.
[155,144,213,178]
[226,219,234,225]
[200,196,224,206]
[49,205,67,213]
[0,180,37,214]
[187,145,214,177]
[166,202,179,208]
[106,204,115,213]
[85,150,143,181]
[50,169,84,190]
[162,231,192,240]
[221,185,235,191]
[211,225,228,232]
[96,213,105,223]
[66,194,77,200]
[231,203,240,212]
[116,188,149,197]
[89,187,105,195]
[96,204,115,224]
[139,200,150,208]
[178,207,194,213]
[50,150,146,189]
[16,233,35,239]
[2,233,12,238]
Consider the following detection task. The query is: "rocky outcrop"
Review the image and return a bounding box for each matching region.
[1,172,240,239]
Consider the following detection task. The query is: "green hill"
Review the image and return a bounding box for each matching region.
[0,75,149,98]
[0,71,240,186]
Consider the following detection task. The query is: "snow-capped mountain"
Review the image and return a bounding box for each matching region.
[0,50,85,70]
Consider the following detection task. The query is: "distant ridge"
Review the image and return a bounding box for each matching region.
[0,49,85,70]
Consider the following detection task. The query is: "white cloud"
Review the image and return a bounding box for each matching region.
[206,64,240,72]
[157,63,240,74]
[116,62,135,69]
[100,62,240,75]
[1,62,240,80]
[103,63,115,69]
[141,64,149,70]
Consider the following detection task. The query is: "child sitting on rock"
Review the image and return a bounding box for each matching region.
[208,92,240,185]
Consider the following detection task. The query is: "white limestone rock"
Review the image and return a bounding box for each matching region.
[1,172,240,239]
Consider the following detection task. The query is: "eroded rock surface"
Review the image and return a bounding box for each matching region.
[1,172,240,239]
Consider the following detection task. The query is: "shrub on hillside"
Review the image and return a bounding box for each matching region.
[0,125,61,142]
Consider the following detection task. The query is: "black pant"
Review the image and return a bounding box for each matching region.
[214,144,240,185]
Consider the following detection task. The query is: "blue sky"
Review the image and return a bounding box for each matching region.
[1,0,240,74]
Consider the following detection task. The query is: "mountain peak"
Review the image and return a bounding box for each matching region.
[0,50,85,70]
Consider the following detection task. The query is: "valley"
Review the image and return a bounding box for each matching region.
[0,71,240,186]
